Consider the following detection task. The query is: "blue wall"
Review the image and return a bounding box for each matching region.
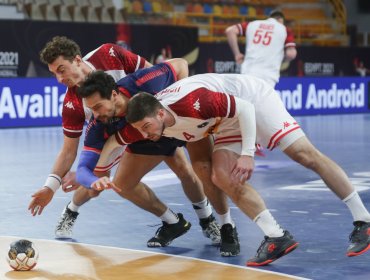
[0,77,369,128]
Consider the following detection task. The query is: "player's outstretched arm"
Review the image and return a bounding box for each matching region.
[28,136,80,216]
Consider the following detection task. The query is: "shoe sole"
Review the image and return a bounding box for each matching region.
[220,250,240,257]
[347,243,370,257]
[246,242,299,267]
[147,222,192,248]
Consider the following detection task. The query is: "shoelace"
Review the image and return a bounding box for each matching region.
[222,226,237,243]
[349,224,363,242]
[256,237,269,255]
[56,213,76,230]
[205,222,220,235]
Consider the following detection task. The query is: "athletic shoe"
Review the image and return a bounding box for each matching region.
[347,221,370,257]
[55,205,79,239]
[199,214,221,245]
[147,213,191,247]
[247,230,298,266]
[220,224,240,256]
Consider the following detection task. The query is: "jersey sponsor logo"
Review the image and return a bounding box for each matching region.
[197,122,209,128]
[109,46,115,57]
[193,98,200,111]
[183,132,195,141]
[65,101,75,110]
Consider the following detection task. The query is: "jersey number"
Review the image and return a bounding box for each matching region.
[252,30,273,45]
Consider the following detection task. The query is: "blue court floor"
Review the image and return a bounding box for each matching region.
[1,113,370,280]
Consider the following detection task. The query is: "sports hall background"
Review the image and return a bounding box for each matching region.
[0,1,370,279]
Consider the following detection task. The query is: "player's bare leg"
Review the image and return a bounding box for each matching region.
[113,151,191,247]
[187,138,230,217]
[55,172,105,239]
[212,149,298,264]
[284,136,370,257]
[164,146,221,244]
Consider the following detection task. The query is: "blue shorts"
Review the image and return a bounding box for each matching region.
[126,137,186,156]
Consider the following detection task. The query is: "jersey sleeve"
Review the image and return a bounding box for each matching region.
[168,88,236,120]
[116,62,177,98]
[111,44,147,72]
[285,27,296,48]
[115,123,146,145]
[82,118,107,154]
[62,88,85,138]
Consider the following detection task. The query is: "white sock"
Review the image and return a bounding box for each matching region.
[160,208,179,224]
[67,201,80,212]
[218,209,235,227]
[343,191,370,222]
[192,198,213,219]
[254,209,284,237]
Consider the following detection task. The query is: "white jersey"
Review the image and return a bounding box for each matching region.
[155,73,303,152]
[237,18,295,86]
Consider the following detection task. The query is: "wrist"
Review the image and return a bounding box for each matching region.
[44,174,61,192]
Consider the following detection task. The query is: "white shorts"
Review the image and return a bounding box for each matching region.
[213,86,305,154]
[94,135,125,173]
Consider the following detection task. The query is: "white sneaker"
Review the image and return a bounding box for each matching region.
[55,206,79,239]
[200,214,221,245]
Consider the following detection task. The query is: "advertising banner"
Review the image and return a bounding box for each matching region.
[276,77,370,115]
[0,78,65,128]
[1,77,369,128]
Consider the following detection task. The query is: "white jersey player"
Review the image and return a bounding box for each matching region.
[226,10,297,87]
[126,73,370,265]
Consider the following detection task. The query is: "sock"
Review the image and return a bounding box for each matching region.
[218,209,235,227]
[343,191,370,222]
[160,208,179,224]
[67,201,80,213]
[254,209,284,238]
[192,198,213,219]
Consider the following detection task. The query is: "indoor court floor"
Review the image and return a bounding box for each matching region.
[1,113,370,280]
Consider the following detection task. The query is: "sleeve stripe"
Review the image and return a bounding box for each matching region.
[115,132,129,145]
[63,127,83,133]
[83,146,101,154]
[135,57,141,71]
[225,93,231,117]
[285,42,296,48]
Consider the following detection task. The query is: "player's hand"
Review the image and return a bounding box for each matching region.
[91,176,122,192]
[231,155,255,184]
[235,53,244,64]
[61,171,80,192]
[28,187,54,216]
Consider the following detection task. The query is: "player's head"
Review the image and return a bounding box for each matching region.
[40,36,85,87]
[269,10,285,24]
[78,71,119,123]
[126,92,166,141]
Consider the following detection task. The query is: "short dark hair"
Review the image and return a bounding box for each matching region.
[39,36,81,64]
[269,10,285,21]
[126,92,163,124]
[77,71,118,99]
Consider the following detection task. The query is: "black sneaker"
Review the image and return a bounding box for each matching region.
[247,230,298,266]
[55,205,79,239]
[147,213,191,247]
[347,221,370,257]
[199,214,221,245]
[220,224,240,256]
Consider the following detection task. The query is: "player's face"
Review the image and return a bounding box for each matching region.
[132,114,165,142]
[85,91,116,123]
[48,56,85,87]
